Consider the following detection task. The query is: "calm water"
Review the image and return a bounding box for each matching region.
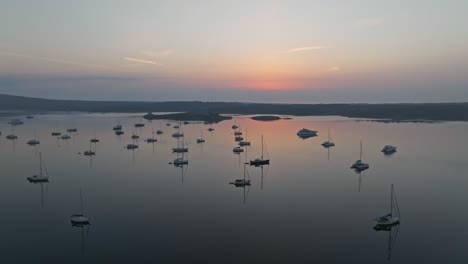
[1,114,468,263]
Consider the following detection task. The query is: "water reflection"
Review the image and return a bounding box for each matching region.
[1,114,468,262]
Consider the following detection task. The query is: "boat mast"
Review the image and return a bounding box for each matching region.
[390,184,394,217]
[360,140,363,160]
[80,188,84,215]
[243,164,246,180]
[261,135,264,159]
[328,128,331,142]
[39,152,43,177]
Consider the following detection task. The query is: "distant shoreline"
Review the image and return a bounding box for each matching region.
[1,93,468,122]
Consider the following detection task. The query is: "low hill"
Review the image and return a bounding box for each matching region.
[1,93,468,121]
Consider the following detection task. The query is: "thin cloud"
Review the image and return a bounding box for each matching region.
[354,18,384,27]
[124,57,161,65]
[328,66,340,72]
[287,46,325,53]
[141,49,173,58]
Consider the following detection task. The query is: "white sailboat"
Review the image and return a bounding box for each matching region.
[321,128,335,148]
[250,135,270,166]
[27,152,49,183]
[230,164,251,187]
[374,184,400,229]
[351,140,369,171]
[71,189,90,225]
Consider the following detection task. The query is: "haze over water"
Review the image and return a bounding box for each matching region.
[1,113,467,263]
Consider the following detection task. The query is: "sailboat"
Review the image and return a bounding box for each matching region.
[196,130,205,143]
[350,140,369,171]
[230,164,251,187]
[61,133,71,140]
[173,151,189,166]
[8,119,24,125]
[321,128,335,148]
[126,135,139,149]
[207,123,215,132]
[90,129,99,143]
[67,120,78,133]
[71,189,90,225]
[156,123,164,135]
[146,129,157,143]
[232,120,238,130]
[172,137,188,153]
[374,184,400,229]
[233,146,244,154]
[250,135,270,166]
[27,152,49,183]
[113,119,123,131]
[134,121,145,127]
[27,129,40,146]
[84,142,96,156]
[239,129,251,146]
[6,125,18,140]
[51,121,62,136]
[27,138,40,146]
[172,123,184,138]
[131,132,139,139]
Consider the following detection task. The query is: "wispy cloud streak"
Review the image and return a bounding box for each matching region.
[287,46,324,53]
[124,57,161,65]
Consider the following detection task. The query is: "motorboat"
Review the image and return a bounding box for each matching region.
[297,128,318,138]
[382,145,397,155]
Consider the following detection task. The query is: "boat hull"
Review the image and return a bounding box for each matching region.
[250,159,270,166]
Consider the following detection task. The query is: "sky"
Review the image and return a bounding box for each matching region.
[1,0,468,103]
